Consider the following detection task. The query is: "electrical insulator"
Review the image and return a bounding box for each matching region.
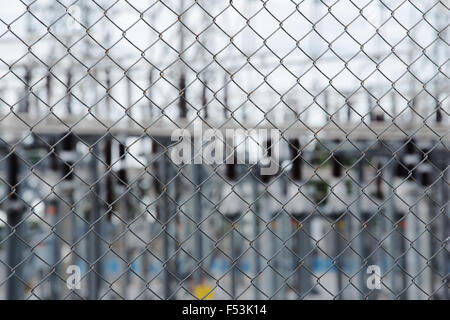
[66,69,73,114]
[396,139,420,180]
[417,143,433,187]
[19,67,32,113]
[325,144,349,216]
[60,132,76,181]
[117,141,128,186]
[223,73,229,119]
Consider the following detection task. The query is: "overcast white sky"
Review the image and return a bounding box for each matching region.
[0,0,448,127]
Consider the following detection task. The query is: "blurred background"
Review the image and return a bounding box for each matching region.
[0,0,448,299]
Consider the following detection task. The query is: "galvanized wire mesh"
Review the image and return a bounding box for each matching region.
[0,0,448,300]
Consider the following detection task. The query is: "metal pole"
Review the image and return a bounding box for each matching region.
[400,140,421,299]
[116,141,129,299]
[148,68,154,119]
[259,195,274,299]
[46,143,62,299]
[418,161,433,298]
[230,223,236,299]
[193,164,203,286]
[251,174,261,300]
[329,151,348,299]
[405,190,420,299]
[48,198,61,300]
[87,141,102,300]
[398,215,408,300]
[140,139,154,299]
[6,152,25,300]
[159,141,175,299]
[59,132,77,298]
[162,155,170,299]
[353,160,365,298]
[294,213,312,298]
[288,138,313,299]
[439,161,449,299]
[260,139,279,299]
[278,176,289,300]
[270,212,279,300]
[334,215,344,300]
[18,67,31,113]
[6,203,25,300]
[228,214,240,299]
[384,160,397,299]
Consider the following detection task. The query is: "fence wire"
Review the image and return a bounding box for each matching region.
[0,0,448,300]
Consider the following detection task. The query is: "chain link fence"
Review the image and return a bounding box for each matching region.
[0,0,448,300]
